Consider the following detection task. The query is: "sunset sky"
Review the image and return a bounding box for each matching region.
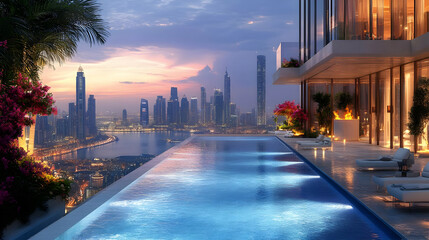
[40,0,300,115]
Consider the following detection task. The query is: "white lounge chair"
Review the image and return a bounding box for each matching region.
[296,134,324,145]
[355,148,414,170]
[373,162,429,189]
[298,137,331,149]
[387,183,429,203]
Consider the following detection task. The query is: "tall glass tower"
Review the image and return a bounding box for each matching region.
[200,87,207,124]
[87,95,97,136]
[257,55,266,126]
[76,66,86,140]
[140,99,149,126]
[214,89,224,125]
[223,69,231,124]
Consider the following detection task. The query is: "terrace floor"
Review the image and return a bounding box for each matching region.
[278,135,429,240]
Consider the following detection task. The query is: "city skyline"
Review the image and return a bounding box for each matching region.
[39,0,300,114]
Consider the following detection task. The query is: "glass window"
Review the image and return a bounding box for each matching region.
[316,0,325,52]
[359,76,370,140]
[335,0,345,40]
[310,0,315,58]
[415,0,429,37]
[383,0,391,40]
[370,74,377,144]
[416,60,429,152]
[403,63,414,150]
[345,0,370,40]
[378,70,391,148]
[392,0,405,40]
[308,79,332,133]
[393,67,400,148]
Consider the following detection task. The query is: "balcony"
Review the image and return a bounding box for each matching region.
[273,32,429,84]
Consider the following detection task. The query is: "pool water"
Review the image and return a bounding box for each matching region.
[57,136,401,239]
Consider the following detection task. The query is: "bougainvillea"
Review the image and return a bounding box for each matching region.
[274,100,307,131]
[0,40,70,234]
[281,58,301,68]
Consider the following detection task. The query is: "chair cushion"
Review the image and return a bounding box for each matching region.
[315,135,324,143]
[392,148,410,160]
[422,163,429,178]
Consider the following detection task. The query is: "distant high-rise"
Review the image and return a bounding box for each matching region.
[140,99,149,126]
[171,87,178,101]
[180,96,189,125]
[76,66,86,140]
[200,87,207,124]
[68,103,76,137]
[223,69,231,124]
[167,87,180,125]
[257,55,266,126]
[214,89,224,125]
[190,97,198,125]
[122,109,128,125]
[154,96,166,124]
[87,95,97,136]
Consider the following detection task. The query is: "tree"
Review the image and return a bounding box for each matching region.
[408,77,429,153]
[0,0,109,233]
[312,92,332,135]
[0,0,109,83]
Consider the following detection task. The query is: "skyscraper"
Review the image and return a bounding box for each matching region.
[76,66,86,140]
[200,87,207,124]
[214,89,224,125]
[180,95,189,125]
[171,87,178,101]
[68,102,76,137]
[122,109,127,125]
[87,95,97,136]
[140,99,149,126]
[257,55,266,126]
[223,69,231,124]
[154,96,166,124]
[167,87,180,125]
[190,97,198,125]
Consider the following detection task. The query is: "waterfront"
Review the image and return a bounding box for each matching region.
[46,131,191,161]
[48,131,191,210]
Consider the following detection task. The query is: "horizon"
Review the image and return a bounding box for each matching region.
[39,0,300,115]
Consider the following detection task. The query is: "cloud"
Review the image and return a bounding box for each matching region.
[119,81,146,84]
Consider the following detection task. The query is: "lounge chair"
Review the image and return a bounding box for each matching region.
[296,134,325,145]
[298,137,331,149]
[373,162,429,189]
[355,148,414,170]
[387,183,429,203]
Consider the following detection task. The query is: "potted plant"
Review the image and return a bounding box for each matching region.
[408,77,429,153]
[281,58,302,68]
[312,92,332,135]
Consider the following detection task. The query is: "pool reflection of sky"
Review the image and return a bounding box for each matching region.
[57,136,393,240]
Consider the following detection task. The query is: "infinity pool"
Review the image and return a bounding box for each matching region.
[54,136,401,239]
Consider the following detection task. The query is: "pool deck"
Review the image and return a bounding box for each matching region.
[277,135,429,240]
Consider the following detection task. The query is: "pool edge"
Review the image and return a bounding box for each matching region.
[275,137,406,240]
[30,136,196,240]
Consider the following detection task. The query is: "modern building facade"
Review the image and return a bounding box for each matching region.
[190,97,198,125]
[68,102,76,138]
[154,96,166,125]
[224,69,231,124]
[257,55,266,126]
[200,87,207,124]
[76,66,86,140]
[87,95,97,136]
[140,99,149,126]
[167,87,180,125]
[214,89,224,125]
[274,0,429,151]
[122,109,128,126]
[180,96,189,125]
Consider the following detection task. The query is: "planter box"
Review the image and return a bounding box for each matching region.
[3,197,65,240]
[333,119,359,141]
